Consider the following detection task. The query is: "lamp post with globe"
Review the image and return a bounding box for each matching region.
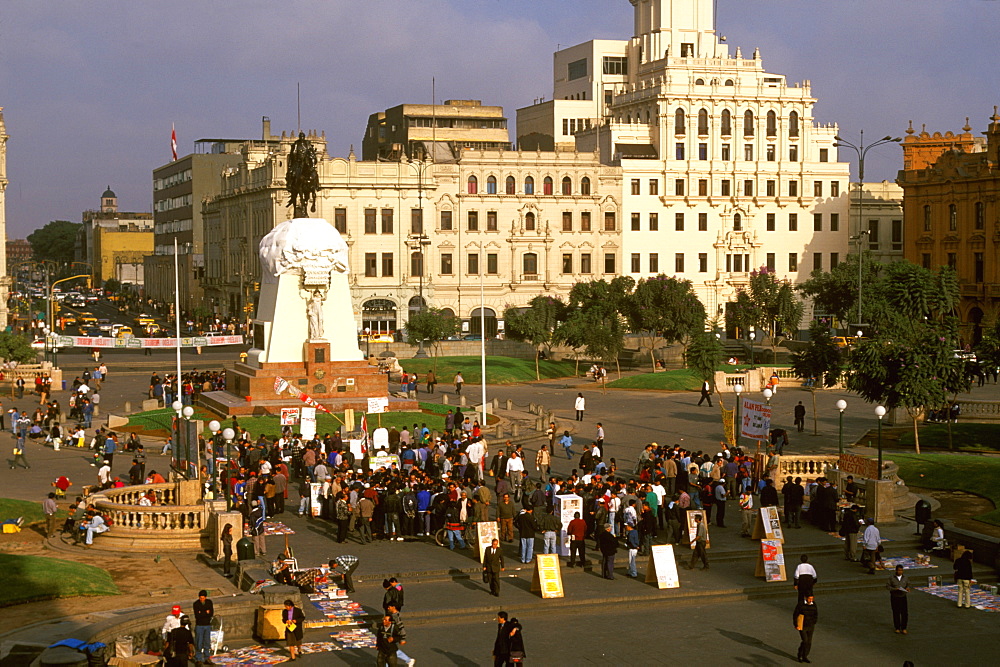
[733,383,744,451]
[836,400,848,455]
[875,405,887,477]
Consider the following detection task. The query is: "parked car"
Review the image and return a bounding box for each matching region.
[97,319,112,332]
[30,338,65,351]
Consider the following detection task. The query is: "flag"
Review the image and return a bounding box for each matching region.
[361,412,369,448]
[274,376,289,395]
[171,123,177,161]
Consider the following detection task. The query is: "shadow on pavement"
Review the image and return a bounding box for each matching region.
[430,647,479,666]
[717,628,797,662]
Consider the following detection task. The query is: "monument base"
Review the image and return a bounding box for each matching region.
[198,341,415,417]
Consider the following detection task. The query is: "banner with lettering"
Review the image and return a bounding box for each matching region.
[740,398,772,440]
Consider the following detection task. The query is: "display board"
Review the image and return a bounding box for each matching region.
[368,452,400,471]
[367,397,389,414]
[309,482,323,517]
[58,334,243,349]
[685,509,710,549]
[838,452,879,480]
[475,521,499,563]
[740,398,772,440]
[280,408,300,426]
[300,407,317,440]
[645,545,680,589]
[554,494,583,556]
[755,539,787,582]
[530,554,564,598]
[751,506,784,543]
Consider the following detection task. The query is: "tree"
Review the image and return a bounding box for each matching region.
[625,275,706,371]
[27,220,82,264]
[0,332,39,363]
[103,277,122,294]
[799,251,887,330]
[790,320,844,435]
[847,263,963,453]
[686,330,723,390]
[405,308,458,368]
[562,277,632,381]
[503,296,568,380]
[727,268,804,361]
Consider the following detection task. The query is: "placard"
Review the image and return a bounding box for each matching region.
[530,554,564,598]
[372,427,389,451]
[368,452,400,471]
[751,506,784,543]
[685,509,710,549]
[740,398,772,440]
[554,494,583,556]
[838,452,879,480]
[300,407,317,440]
[309,482,323,517]
[475,521,500,563]
[280,408,300,426]
[367,397,389,414]
[755,538,787,581]
[645,545,680,589]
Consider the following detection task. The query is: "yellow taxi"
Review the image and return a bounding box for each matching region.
[116,326,134,339]
[78,312,98,326]
[135,314,156,326]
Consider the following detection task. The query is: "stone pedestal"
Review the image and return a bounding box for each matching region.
[865,479,897,524]
[212,511,244,561]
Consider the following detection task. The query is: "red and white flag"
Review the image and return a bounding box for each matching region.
[171,123,178,161]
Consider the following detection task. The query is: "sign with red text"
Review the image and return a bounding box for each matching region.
[838,452,879,480]
[741,398,772,440]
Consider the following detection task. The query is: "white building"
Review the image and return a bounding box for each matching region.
[0,108,9,328]
[516,0,851,332]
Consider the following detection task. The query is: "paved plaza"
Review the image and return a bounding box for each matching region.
[0,347,998,665]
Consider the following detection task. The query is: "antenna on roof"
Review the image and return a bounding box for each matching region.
[297,82,301,134]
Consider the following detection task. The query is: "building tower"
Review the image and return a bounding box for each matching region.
[100,186,118,214]
[0,109,10,329]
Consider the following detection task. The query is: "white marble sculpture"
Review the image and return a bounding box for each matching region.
[248,218,362,365]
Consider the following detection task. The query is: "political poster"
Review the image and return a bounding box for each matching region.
[645,545,680,589]
[756,539,787,582]
[58,334,243,349]
[280,408,300,426]
[554,494,583,556]
[686,509,710,549]
[741,398,772,440]
[367,397,389,414]
[300,407,317,440]
[475,521,500,563]
[531,554,565,598]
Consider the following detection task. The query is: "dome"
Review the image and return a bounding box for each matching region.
[101,185,116,199]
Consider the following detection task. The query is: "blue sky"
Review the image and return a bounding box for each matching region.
[1,0,997,237]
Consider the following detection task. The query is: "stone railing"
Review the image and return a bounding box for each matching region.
[778,454,839,479]
[89,480,209,552]
[954,399,1000,421]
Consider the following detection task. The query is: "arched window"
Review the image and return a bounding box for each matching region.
[724,79,735,86]
[697,109,709,135]
[695,78,705,85]
[467,175,478,194]
[408,295,426,317]
[580,176,591,195]
[743,110,754,137]
[525,212,536,230]
[733,213,742,231]
[505,175,516,195]
[469,307,497,337]
[626,114,632,124]
[486,175,497,194]
[561,176,572,195]
[524,176,535,195]
[645,110,651,124]
[766,110,777,137]
[789,110,800,138]
[674,108,686,135]
[523,252,538,275]
[949,203,958,230]
[362,298,397,333]
[439,307,456,318]
[721,109,732,136]
[543,176,554,195]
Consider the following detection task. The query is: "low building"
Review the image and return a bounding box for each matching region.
[77,187,153,285]
[6,238,32,273]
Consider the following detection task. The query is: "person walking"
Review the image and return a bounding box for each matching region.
[483,538,505,597]
[954,550,974,608]
[506,617,526,665]
[10,438,30,470]
[574,393,586,421]
[375,614,404,667]
[566,511,587,567]
[861,518,881,575]
[625,522,640,577]
[559,431,574,459]
[535,444,550,479]
[597,522,618,580]
[282,598,305,661]
[192,589,215,665]
[165,614,195,667]
[43,492,59,538]
[220,524,234,577]
[794,401,807,432]
[839,504,861,562]
[793,554,817,602]
[698,379,713,407]
[425,369,436,394]
[887,565,910,634]
[595,422,605,457]
[792,594,818,663]
[685,514,709,570]
[454,372,464,395]
[492,611,512,667]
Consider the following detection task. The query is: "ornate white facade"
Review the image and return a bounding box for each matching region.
[0,109,10,329]
[516,0,851,330]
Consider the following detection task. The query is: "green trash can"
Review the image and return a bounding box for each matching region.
[237,536,255,561]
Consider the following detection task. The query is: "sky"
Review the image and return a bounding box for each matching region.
[1,0,997,238]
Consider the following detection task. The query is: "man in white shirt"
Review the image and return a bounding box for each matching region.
[506,452,525,500]
[574,393,586,421]
[861,518,882,574]
[466,439,485,482]
[793,554,818,601]
[595,423,605,457]
[97,461,112,488]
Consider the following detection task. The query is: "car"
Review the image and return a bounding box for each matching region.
[98,319,112,331]
[60,314,78,326]
[78,312,98,326]
[145,323,164,336]
[462,333,484,341]
[954,350,977,362]
[80,326,106,337]
[30,338,64,351]
[135,314,155,326]
[86,294,99,302]
[116,326,134,339]
[359,332,395,343]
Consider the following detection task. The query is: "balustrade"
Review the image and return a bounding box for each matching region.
[778,455,838,479]
[92,482,206,534]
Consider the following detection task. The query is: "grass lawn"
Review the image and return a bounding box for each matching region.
[127,407,449,439]
[397,355,578,385]
[891,453,1000,525]
[0,553,118,606]
[606,368,702,391]
[898,423,1000,452]
[0,498,55,525]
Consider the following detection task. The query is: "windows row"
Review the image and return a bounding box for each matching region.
[672,142,813,163]
[920,252,985,283]
[339,207,618,234]
[468,174,593,196]
[627,211,840,232]
[631,177,840,198]
[360,251,620,278]
[626,251,842,274]
[672,108,801,138]
[922,202,987,232]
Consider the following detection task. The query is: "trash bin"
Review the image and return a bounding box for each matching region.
[237,536,255,561]
[914,499,932,533]
[62,380,67,390]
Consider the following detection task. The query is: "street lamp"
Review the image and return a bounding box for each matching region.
[836,399,847,455]
[364,327,371,358]
[748,331,756,369]
[874,405,887,477]
[733,382,743,451]
[221,427,236,510]
[833,131,902,331]
[407,233,432,359]
[762,387,772,405]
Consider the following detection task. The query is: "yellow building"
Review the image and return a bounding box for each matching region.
[92,225,154,284]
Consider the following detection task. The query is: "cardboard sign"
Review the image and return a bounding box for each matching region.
[755,539,787,581]
[280,408,300,426]
[308,482,323,517]
[751,506,784,543]
[530,553,564,598]
[475,521,500,563]
[838,452,879,480]
[645,545,680,589]
[686,509,710,549]
[554,494,583,556]
[740,398,772,440]
[372,427,389,451]
[300,407,317,440]
[368,452,400,471]
[367,397,389,414]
